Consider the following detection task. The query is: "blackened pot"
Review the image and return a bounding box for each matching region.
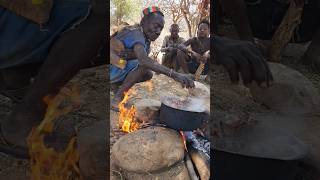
[159,103,208,131]
[212,150,302,180]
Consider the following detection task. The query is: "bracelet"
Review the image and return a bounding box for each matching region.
[119,58,125,64]
[169,69,173,77]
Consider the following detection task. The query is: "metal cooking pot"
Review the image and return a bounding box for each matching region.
[213,150,301,180]
[159,103,209,131]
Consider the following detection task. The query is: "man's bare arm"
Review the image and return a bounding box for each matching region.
[134,44,176,76]
[133,43,194,88]
[177,38,206,63]
[178,38,193,53]
[160,47,171,52]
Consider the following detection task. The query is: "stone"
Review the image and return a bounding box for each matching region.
[111,126,185,173]
[122,161,191,180]
[135,99,161,124]
[249,62,320,114]
[78,121,108,180]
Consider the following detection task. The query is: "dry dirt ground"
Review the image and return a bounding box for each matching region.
[0,65,108,179]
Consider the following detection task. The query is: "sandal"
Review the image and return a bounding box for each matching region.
[0,125,29,159]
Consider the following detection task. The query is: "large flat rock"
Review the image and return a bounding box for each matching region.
[111,126,185,173]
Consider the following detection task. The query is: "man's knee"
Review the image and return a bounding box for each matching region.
[177,49,186,57]
[176,49,188,61]
[144,70,153,81]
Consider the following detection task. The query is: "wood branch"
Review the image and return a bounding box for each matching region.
[198,0,210,20]
[185,152,199,180]
[195,63,205,81]
[180,0,192,37]
[183,14,192,37]
[189,148,210,180]
[269,2,304,62]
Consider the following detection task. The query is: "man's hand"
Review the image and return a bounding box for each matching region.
[167,47,174,52]
[213,36,273,87]
[291,0,305,7]
[172,72,195,88]
[192,52,207,63]
[134,43,194,88]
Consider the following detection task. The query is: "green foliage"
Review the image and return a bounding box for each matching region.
[111,0,143,25]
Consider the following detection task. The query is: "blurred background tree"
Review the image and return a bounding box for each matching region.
[111,0,143,25]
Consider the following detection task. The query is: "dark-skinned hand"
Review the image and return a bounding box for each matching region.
[213,36,273,87]
[172,72,195,88]
[192,52,207,64]
[291,0,305,7]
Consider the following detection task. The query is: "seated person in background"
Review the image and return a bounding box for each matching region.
[177,20,210,76]
[160,24,185,70]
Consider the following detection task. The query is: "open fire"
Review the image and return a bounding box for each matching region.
[118,89,140,133]
[27,87,82,180]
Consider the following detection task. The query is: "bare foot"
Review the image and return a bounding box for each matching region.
[110,96,122,112]
[1,101,45,148]
[110,94,133,112]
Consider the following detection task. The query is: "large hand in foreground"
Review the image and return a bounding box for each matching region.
[213,36,273,87]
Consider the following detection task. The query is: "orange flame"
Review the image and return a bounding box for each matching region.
[118,89,140,133]
[27,87,82,180]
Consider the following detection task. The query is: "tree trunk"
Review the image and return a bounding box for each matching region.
[182,10,192,37]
